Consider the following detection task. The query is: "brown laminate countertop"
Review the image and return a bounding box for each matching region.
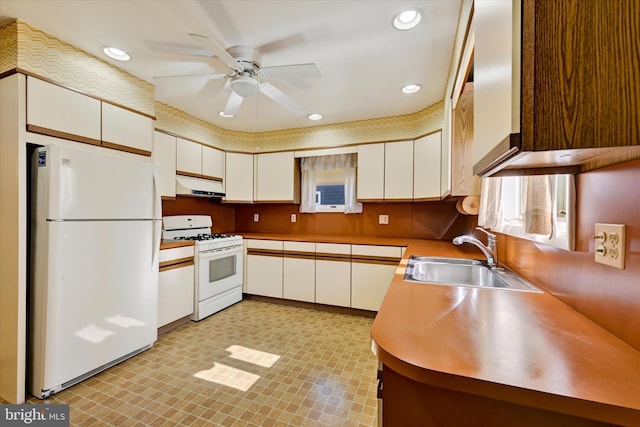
[160,240,195,250]
[371,240,640,426]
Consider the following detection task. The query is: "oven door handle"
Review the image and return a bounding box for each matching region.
[198,245,243,258]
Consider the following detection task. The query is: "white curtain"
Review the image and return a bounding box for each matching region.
[478,177,502,228]
[479,175,570,237]
[522,175,553,235]
[299,154,362,214]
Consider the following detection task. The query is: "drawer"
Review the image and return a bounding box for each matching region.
[351,245,403,258]
[283,241,315,252]
[315,243,350,255]
[159,245,195,263]
[246,239,284,250]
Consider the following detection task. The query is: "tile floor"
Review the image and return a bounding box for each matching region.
[11,300,379,426]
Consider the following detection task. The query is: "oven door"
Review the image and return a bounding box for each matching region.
[197,245,243,301]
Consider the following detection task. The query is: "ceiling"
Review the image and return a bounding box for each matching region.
[0,0,462,132]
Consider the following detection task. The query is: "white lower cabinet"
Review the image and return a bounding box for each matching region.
[246,239,284,298]
[245,239,403,311]
[283,241,315,302]
[351,245,404,311]
[158,245,195,328]
[315,243,351,307]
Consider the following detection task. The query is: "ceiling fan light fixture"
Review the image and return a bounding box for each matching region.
[393,8,423,30]
[402,83,422,94]
[307,113,322,121]
[102,46,131,61]
[230,75,259,98]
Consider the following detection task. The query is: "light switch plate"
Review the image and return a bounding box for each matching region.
[291,214,297,223]
[379,215,389,225]
[253,214,259,222]
[594,223,625,269]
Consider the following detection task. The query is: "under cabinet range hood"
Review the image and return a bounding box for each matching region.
[176,175,225,198]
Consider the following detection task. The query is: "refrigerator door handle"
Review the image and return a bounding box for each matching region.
[152,165,162,220]
[152,220,162,268]
[152,165,162,268]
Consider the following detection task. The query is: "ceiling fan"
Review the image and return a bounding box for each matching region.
[155,33,321,117]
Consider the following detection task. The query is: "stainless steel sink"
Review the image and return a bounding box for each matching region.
[403,256,541,292]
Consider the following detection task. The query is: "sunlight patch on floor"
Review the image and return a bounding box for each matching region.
[226,345,281,368]
[193,362,261,392]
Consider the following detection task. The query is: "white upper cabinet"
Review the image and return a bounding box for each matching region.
[225,152,254,203]
[26,76,101,144]
[358,140,428,202]
[176,137,202,176]
[152,131,177,198]
[101,102,153,156]
[202,145,224,181]
[254,151,299,203]
[413,132,442,201]
[357,143,385,201]
[474,0,521,166]
[384,140,414,201]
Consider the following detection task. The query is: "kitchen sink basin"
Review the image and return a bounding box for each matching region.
[403,256,541,292]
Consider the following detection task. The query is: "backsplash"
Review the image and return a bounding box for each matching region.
[161,197,236,233]
[234,202,476,240]
[500,158,640,351]
[162,197,477,240]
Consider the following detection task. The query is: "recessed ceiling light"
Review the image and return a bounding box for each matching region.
[219,111,234,118]
[102,46,131,61]
[393,8,423,30]
[307,113,322,121]
[402,84,422,94]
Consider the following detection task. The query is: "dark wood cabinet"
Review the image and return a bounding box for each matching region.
[475,0,640,177]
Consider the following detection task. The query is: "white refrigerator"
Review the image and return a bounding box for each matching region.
[29,145,162,399]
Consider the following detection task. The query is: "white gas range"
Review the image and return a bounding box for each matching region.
[162,215,243,321]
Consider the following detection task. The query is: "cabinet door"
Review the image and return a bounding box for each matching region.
[202,145,225,181]
[158,263,194,327]
[413,132,442,201]
[152,131,177,198]
[385,140,414,201]
[351,263,396,311]
[283,241,315,302]
[225,152,254,203]
[474,0,521,165]
[246,254,283,298]
[357,143,384,201]
[176,138,202,176]
[26,76,101,145]
[315,243,351,307]
[102,103,153,156]
[246,239,283,298]
[351,245,403,311]
[255,151,298,202]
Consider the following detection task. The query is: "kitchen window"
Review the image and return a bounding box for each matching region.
[478,174,575,250]
[299,154,362,214]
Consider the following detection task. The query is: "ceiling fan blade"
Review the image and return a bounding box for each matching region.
[153,73,227,80]
[261,63,321,81]
[259,82,305,116]
[188,33,242,72]
[224,91,244,116]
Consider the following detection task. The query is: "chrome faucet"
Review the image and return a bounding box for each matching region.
[452,227,498,268]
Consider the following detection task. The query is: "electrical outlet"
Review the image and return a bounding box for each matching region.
[253,214,259,222]
[379,215,389,225]
[594,223,625,269]
[291,214,297,223]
